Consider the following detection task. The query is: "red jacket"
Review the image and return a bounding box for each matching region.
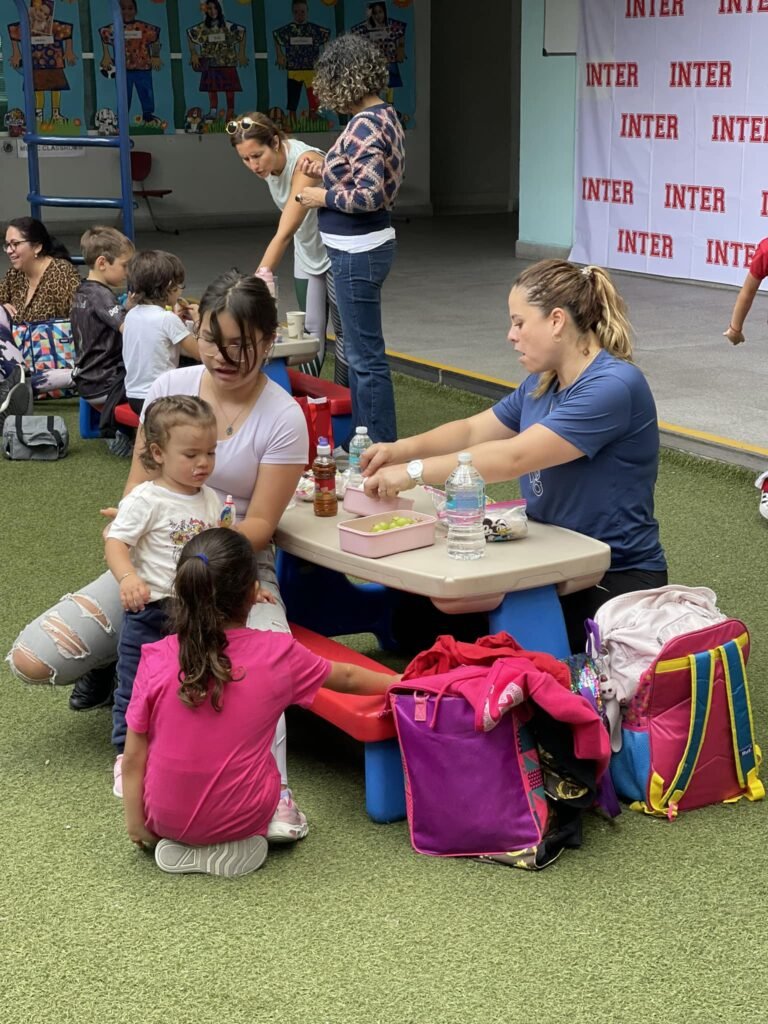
[396,633,610,778]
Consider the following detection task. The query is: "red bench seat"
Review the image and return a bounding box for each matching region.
[289,623,404,822]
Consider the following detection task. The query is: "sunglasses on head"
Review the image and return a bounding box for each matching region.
[225,117,257,135]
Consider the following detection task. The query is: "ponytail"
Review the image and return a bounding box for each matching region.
[588,266,633,360]
[513,259,634,398]
[171,529,259,711]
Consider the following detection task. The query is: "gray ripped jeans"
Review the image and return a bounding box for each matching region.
[6,548,291,779]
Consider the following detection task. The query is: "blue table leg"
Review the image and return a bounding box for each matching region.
[79,398,102,440]
[488,584,571,657]
[364,738,406,823]
[276,550,398,649]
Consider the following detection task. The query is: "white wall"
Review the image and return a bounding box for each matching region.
[0,0,432,231]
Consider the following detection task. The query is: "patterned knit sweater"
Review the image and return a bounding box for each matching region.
[318,103,405,236]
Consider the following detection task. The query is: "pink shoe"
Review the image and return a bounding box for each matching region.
[267,788,308,843]
[113,754,123,798]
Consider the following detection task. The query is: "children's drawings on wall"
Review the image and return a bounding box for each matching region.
[93,0,173,135]
[3,0,84,136]
[265,0,336,132]
[181,0,256,135]
[0,0,416,137]
[346,1,414,128]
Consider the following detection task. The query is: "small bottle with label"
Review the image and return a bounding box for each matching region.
[220,494,237,528]
[312,437,338,517]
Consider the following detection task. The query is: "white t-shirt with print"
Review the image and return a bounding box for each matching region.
[142,366,309,520]
[123,304,191,400]
[108,480,223,601]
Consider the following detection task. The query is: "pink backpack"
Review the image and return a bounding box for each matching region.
[610,618,764,818]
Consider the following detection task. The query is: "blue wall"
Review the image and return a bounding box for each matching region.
[519,0,577,250]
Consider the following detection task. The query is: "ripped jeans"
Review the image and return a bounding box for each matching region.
[7,548,292,781]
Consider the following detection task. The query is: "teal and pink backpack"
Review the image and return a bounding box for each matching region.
[608,618,764,818]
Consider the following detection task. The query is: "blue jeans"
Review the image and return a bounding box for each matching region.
[112,600,169,753]
[327,241,397,445]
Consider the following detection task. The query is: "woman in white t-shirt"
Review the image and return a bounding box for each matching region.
[9,274,310,827]
[227,111,347,384]
[123,250,201,414]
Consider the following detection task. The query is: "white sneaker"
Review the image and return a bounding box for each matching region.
[267,788,309,843]
[154,835,268,877]
[755,472,768,521]
[113,754,123,798]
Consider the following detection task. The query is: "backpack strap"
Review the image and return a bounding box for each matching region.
[646,650,714,818]
[47,416,64,452]
[719,639,764,802]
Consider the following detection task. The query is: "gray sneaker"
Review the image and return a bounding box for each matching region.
[0,365,34,433]
[154,835,268,877]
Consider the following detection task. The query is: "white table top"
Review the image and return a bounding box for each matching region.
[276,487,611,615]
[273,334,320,361]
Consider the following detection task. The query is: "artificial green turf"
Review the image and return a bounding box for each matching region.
[2,377,767,1024]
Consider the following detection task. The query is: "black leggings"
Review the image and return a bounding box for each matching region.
[558,568,669,654]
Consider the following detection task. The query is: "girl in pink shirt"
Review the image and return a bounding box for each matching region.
[122,526,396,877]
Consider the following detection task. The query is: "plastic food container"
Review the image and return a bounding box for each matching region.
[342,486,415,517]
[338,510,436,558]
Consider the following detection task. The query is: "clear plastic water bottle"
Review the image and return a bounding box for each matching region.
[445,452,486,560]
[347,425,372,489]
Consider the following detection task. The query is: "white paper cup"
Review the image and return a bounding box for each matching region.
[286,311,306,339]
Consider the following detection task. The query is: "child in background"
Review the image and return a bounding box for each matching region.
[723,237,768,347]
[70,225,135,457]
[122,527,397,877]
[723,237,768,517]
[122,250,199,415]
[105,396,228,797]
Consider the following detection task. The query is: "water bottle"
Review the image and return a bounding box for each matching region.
[347,425,372,489]
[445,452,486,560]
[312,436,338,517]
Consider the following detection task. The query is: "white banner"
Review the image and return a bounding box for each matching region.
[570,0,768,287]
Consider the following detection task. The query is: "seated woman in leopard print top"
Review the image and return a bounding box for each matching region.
[0,216,81,392]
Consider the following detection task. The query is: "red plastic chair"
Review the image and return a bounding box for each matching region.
[130,151,178,235]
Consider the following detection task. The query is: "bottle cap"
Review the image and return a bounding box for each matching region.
[355,426,369,435]
[458,452,472,464]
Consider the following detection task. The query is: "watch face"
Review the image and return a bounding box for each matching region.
[408,460,423,480]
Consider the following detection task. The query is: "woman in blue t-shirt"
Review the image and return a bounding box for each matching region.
[361,258,667,651]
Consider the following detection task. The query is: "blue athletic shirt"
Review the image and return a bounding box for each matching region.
[492,350,666,572]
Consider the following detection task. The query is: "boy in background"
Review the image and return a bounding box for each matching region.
[71,225,134,456]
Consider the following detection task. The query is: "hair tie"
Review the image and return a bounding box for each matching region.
[581,266,592,279]
[194,553,209,565]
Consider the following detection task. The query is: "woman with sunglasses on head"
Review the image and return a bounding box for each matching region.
[295,33,405,449]
[227,111,347,383]
[0,216,80,424]
[9,273,314,838]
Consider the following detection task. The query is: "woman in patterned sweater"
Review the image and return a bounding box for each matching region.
[0,216,80,412]
[296,33,405,449]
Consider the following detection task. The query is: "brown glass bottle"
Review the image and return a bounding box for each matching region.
[312,437,337,517]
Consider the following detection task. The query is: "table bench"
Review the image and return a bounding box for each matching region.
[289,622,405,824]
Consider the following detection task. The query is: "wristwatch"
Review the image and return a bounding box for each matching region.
[406,459,425,486]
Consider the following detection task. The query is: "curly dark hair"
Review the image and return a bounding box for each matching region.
[311,33,389,113]
[172,528,259,712]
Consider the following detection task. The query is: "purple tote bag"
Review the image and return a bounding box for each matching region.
[391,693,550,857]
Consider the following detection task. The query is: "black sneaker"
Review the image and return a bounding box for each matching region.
[68,663,117,712]
[0,365,34,433]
